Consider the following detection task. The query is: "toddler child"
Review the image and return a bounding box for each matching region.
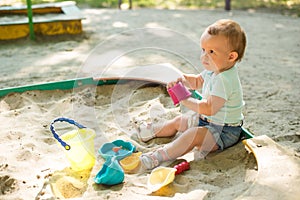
[137,19,247,170]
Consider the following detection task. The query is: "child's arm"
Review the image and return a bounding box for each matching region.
[180,74,204,90]
[181,95,225,116]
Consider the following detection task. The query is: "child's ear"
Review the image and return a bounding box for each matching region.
[229,52,238,62]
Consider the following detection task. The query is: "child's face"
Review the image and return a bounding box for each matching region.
[200,31,237,73]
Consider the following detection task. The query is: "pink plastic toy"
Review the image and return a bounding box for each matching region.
[167,82,191,106]
[167,89,179,105]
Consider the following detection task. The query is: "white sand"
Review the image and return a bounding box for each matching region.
[0,7,299,200]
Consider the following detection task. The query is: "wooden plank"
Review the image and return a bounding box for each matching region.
[0,77,119,97]
[61,4,83,17]
[95,63,183,85]
[0,7,62,15]
[37,20,83,35]
[0,23,29,40]
[240,135,300,200]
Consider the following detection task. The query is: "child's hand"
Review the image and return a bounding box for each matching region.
[167,80,179,89]
[167,76,185,89]
[182,74,203,90]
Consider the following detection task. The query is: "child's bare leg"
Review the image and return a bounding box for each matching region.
[165,127,219,159]
[140,127,219,169]
[136,115,188,142]
[154,115,189,138]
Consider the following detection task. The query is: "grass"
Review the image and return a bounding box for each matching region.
[3,0,300,16]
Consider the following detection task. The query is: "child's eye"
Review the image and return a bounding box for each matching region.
[201,48,214,54]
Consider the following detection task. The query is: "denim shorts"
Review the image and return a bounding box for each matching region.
[198,118,242,151]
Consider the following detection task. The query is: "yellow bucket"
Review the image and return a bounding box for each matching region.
[60,128,96,171]
[50,117,96,171]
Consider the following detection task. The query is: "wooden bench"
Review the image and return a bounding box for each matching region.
[0,1,84,40]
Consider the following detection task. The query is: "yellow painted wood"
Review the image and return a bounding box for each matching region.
[37,20,82,36]
[0,24,29,40]
[0,7,62,15]
[0,20,82,40]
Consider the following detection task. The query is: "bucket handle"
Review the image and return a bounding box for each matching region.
[50,117,86,151]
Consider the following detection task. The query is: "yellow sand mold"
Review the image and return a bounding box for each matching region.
[119,152,142,171]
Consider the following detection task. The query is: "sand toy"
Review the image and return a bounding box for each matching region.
[99,139,136,161]
[95,140,136,185]
[119,151,142,172]
[50,117,96,171]
[148,161,190,192]
[167,82,192,106]
[94,157,125,185]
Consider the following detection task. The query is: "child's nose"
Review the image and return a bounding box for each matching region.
[200,51,208,59]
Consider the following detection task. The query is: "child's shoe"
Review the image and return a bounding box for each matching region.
[134,121,156,142]
[140,148,172,170]
[140,153,160,170]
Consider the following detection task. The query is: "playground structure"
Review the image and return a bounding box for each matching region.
[0,1,84,40]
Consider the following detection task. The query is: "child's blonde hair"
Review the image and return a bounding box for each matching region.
[207,19,246,62]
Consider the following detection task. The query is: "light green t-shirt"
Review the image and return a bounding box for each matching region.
[200,66,244,124]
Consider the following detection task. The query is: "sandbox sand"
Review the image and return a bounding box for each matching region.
[0,7,299,200]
